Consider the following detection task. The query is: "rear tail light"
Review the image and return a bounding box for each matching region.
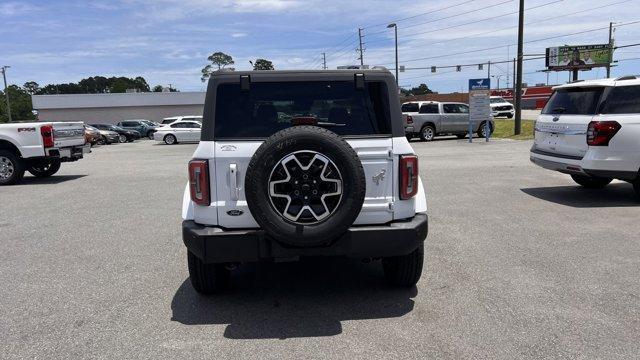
[41,125,54,148]
[189,159,210,206]
[399,155,418,200]
[406,115,413,124]
[587,121,621,146]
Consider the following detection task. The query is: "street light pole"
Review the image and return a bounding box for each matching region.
[387,23,399,85]
[1,66,12,123]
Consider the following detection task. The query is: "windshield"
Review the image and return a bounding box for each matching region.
[490,98,507,104]
[109,125,125,131]
[542,87,604,115]
[213,81,392,138]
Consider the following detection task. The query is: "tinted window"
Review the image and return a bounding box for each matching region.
[402,103,419,112]
[214,81,392,138]
[419,104,439,114]
[171,123,187,128]
[443,104,460,113]
[542,87,604,115]
[600,86,640,114]
[457,104,469,113]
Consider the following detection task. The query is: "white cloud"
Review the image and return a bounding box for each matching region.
[0,2,40,16]
[231,32,248,38]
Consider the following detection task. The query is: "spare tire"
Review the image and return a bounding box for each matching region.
[245,126,366,247]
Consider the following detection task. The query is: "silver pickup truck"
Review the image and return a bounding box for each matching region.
[403,101,494,141]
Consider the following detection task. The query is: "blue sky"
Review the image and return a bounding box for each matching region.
[1,0,639,93]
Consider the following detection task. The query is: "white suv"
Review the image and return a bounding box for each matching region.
[181,69,429,294]
[490,96,514,118]
[530,76,640,197]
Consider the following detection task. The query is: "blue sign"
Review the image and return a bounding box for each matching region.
[469,78,490,91]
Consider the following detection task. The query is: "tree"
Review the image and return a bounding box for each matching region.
[400,83,435,96]
[152,85,164,92]
[0,85,37,123]
[201,52,234,82]
[23,81,40,95]
[109,78,130,93]
[252,58,274,70]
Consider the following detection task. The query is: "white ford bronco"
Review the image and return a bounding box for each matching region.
[181,69,428,294]
[0,122,88,185]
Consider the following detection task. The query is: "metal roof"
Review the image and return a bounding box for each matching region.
[32,91,206,110]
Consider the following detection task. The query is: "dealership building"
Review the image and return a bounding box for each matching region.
[31,92,206,124]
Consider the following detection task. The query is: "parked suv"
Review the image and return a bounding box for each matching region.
[116,119,158,140]
[530,76,640,197]
[182,69,429,294]
[490,96,515,118]
[403,101,494,141]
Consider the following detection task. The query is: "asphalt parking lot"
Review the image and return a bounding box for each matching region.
[1,139,639,359]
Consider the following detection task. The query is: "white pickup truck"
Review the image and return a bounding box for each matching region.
[0,122,89,185]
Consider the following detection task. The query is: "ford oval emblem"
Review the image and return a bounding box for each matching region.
[227,209,244,216]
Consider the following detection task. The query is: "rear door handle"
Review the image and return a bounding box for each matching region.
[229,163,239,200]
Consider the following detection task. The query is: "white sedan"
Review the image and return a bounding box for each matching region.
[153,121,202,144]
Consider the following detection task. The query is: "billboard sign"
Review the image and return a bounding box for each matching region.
[546,44,612,70]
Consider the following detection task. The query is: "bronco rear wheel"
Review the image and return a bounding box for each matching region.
[382,244,424,287]
[245,126,366,247]
[187,251,230,294]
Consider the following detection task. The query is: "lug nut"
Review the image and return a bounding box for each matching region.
[294,190,300,195]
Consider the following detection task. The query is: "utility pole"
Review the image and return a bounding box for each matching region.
[607,22,614,78]
[1,66,12,123]
[358,28,365,66]
[514,0,524,135]
[322,52,327,70]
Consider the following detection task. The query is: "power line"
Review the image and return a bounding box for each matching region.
[367,0,516,37]
[366,0,565,45]
[379,20,640,66]
[363,0,477,29]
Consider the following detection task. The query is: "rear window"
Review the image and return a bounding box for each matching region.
[402,103,419,112]
[214,81,391,138]
[542,87,604,115]
[600,85,640,114]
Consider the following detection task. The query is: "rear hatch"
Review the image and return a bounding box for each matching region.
[209,79,396,228]
[52,122,86,148]
[534,86,605,159]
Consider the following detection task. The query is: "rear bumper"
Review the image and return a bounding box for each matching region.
[530,147,639,181]
[183,213,429,263]
[45,144,90,162]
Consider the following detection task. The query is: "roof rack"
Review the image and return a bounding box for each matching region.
[615,75,639,81]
